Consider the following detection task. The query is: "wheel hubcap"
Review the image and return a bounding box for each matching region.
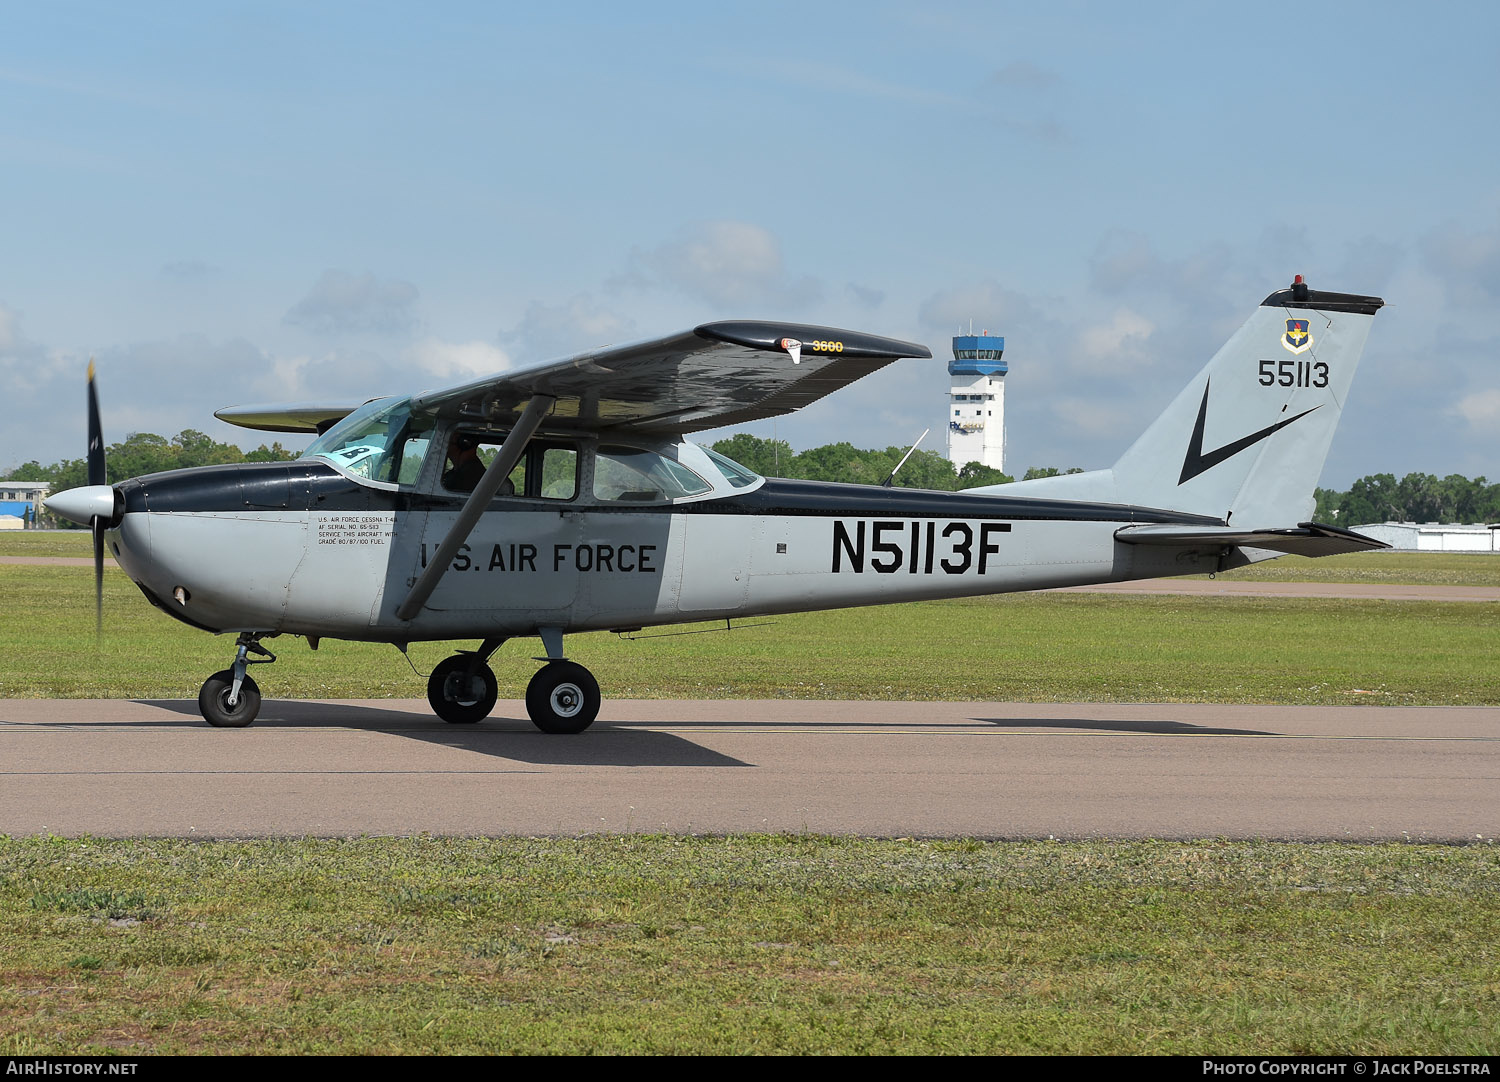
[550,683,583,718]
[446,674,480,706]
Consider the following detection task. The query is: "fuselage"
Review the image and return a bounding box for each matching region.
[106,448,1226,644]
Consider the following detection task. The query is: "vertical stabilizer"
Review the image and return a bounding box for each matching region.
[982,279,1383,527]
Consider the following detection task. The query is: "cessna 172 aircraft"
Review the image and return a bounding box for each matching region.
[46,277,1385,733]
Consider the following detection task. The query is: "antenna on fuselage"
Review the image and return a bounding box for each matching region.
[881,428,930,488]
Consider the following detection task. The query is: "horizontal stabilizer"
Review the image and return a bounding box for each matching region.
[1115,521,1389,557]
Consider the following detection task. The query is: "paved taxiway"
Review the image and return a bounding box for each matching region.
[1,698,1494,841]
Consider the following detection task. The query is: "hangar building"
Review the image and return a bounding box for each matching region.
[1352,521,1500,553]
[0,480,49,529]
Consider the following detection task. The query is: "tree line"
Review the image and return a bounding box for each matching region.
[6,430,298,493]
[1314,473,1500,525]
[7,429,1496,525]
[709,434,1019,489]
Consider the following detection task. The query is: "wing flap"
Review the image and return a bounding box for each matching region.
[1115,521,1389,557]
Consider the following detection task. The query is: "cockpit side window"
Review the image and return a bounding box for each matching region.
[440,432,493,493]
[440,432,578,500]
[391,431,432,486]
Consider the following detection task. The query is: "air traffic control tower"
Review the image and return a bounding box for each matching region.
[945,332,1006,471]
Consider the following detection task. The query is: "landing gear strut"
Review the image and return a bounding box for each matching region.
[427,638,503,724]
[199,633,276,728]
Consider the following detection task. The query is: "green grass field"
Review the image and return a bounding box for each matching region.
[1205,550,1500,587]
[2,836,1496,1055]
[2,560,1496,704]
[3,537,1497,1054]
[0,531,98,558]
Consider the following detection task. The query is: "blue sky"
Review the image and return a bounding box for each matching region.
[3,1,1498,487]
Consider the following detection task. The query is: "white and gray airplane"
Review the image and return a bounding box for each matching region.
[46,277,1385,733]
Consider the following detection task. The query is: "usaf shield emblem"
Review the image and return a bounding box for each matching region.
[1283,318,1313,354]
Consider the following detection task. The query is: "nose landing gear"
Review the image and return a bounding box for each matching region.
[199,633,276,728]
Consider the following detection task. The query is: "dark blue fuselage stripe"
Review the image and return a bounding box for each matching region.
[119,463,1224,527]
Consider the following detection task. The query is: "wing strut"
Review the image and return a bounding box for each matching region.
[394,395,556,621]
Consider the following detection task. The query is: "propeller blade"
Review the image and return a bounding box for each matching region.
[86,358,105,488]
[86,359,106,644]
[92,516,104,643]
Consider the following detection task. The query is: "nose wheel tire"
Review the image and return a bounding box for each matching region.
[525,662,600,734]
[428,655,499,724]
[199,670,261,728]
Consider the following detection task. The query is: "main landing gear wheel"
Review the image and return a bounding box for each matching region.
[525,662,600,734]
[428,655,499,724]
[199,670,261,728]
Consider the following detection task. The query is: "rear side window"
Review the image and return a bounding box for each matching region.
[699,445,762,489]
[593,446,712,503]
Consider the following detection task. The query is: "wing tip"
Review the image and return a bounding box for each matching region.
[697,320,931,360]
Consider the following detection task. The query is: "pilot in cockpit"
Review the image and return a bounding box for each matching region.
[442,434,486,492]
[442,433,514,495]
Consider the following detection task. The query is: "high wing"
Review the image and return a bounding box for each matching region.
[412,321,931,433]
[216,321,932,436]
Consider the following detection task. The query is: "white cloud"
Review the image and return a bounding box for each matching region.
[1047,396,1139,443]
[410,338,510,381]
[266,337,511,404]
[0,304,68,395]
[618,221,823,311]
[503,294,636,362]
[1089,230,1159,295]
[1078,307,1155,369]
[918,280,1049,336]
[1453,389,1500,432]
[652,221,778,303]
[1089,229,1242,310]
[284,270,421,335]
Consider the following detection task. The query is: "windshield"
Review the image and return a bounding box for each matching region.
[302,396,433,485]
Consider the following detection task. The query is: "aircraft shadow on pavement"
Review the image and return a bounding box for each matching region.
[975,717,1278,737]
[133,700,750,768]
